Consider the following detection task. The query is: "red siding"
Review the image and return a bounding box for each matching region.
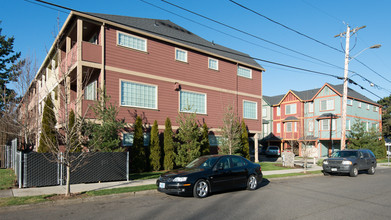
[82,42,102,64]
[103,26,262,132]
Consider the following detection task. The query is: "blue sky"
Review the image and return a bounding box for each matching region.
[1,0,390,102]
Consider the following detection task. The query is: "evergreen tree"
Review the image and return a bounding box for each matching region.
[38,97,57,153]
[90,90,125,152]
[131,116,146,172]
[378,95,391,138]
[239,121,250,160]
[163,117,175,170]
[0,22,23,114]
[149,120,161,171]
[200,122,210,155]
[68,109,81,152]
[175,111,201,167]
[347,118,386,158]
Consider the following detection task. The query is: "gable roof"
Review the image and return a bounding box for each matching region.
[85,12,264,71]
[263,95,285,106]
[327,84,378,106]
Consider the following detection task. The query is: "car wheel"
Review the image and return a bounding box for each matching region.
[323,171,331,176]
[247,175,258,190]
[193,179,209,198]
[368,165,375,175]
[350,165,358,177]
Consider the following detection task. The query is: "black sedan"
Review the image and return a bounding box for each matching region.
[157,155,263,198]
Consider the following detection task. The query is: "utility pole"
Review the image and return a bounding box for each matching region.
[335,25,366,150]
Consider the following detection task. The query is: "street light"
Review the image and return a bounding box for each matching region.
[340,43,381,150]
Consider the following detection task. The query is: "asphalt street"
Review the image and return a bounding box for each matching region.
[1,167,391,220]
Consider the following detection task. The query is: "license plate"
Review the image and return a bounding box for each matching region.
[159,182,165,188]
[331,168,337,172]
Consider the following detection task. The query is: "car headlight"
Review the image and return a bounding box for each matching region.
[173,177,188,182]
[342,161,352,165]
[323,160,328,165]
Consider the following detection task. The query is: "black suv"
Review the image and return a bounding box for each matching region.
[322,149,376,177]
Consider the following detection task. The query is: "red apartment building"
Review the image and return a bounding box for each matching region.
[20,11,265,153]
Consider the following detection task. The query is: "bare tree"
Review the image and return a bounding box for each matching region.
[219,104,241,155]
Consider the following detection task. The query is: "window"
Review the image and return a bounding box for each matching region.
[276,106,281,116]
[308,102,313,113]
[366,122,370,131]
[89,33,98,44]
[346,119,351,130]
[286,122,292,132]
[175,48,188,62]
[121,81,157,109]
[374,106,379,112]
[321,119,336,131]
[285,103,297,115]
[308,121,314,132]
[180,91,206,114]
[294,122,297,132]
[320,99,334,111]
[358,102,362,108]
[263,124,268,136]
[243,100,257,119]
[372,123,377,130]
[231,156,247,168]
[209,135,222,146]
[367,104,370,110]
[347,99,353,106]
[118,32,146,52]
[208,58,218,70]
[262,107,267,118]
[122,133,150,147]
[237,66,252,79]
[85,80,97,100]
[277,123,281,133]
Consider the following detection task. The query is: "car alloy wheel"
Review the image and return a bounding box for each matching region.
[247,175,257,190]
[350,166,358,177]
[193,179,208,198]
[368,165,375,175]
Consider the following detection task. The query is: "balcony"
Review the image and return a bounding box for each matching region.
[82,41,102,64]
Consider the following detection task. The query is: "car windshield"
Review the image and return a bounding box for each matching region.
[185,157,219,169]
[331,151,358,158]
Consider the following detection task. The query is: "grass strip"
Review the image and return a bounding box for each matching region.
[85,184,157,196]
[259,162,291,171]
[264,170,322,179]
[0,169,16,190]
[128,171,165,180]
[0,195,52,207]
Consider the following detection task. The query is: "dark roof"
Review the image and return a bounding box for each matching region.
[263,94,285,106]
[85,12,263,70]
[292,87,320,101]
[328,84,378,106]
[283,116,299,122]
[298,136,318,141]
[316,113,339,120]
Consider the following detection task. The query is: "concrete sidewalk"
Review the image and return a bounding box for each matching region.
[2,163,389,198]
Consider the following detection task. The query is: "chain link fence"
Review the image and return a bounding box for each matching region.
[2,139,131,188]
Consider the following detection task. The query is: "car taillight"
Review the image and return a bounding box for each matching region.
[259,166,262,172]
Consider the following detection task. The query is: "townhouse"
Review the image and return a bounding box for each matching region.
[18,11,265,153]
[262,83,382,157]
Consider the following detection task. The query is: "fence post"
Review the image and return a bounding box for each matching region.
[60,152,63,186]
[18,152,23,188]
[127,151,129,181]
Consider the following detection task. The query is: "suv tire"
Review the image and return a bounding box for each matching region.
[368,165,375,175]
[350,165,358,177]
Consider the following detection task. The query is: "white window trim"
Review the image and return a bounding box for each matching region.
[237,66,252,79]
[367,104,370,110]
[277,106,281,116]
[243,100,258,120]
[358,102,362,108]
[320,99,334,111]
[308,102,314,113]
[262,107,267,118]
[286,122,292,132]
[346,119,351,130]
[347,99,353,106]
[208,57,219,70]
[179,90,207,114]
[285,103,297,115]
[175,48,188,62]
[308,120,314,132]
[117,31,147,52]
[277,123,281,133]
[119,79,158,110]
[321,119,336,131]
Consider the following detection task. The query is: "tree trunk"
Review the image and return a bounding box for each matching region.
[303,157,307,174]
[66,165,71,196]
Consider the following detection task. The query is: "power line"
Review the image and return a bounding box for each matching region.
[229,0,344,53]
[23,0,69,14]
[160,0,348,71]
[27,0,386,100]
